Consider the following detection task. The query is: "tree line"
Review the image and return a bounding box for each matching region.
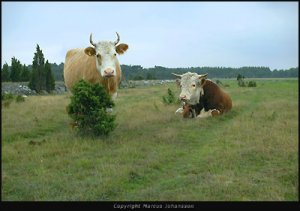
[2,44,55,93]
[120,65,298,80]
[2,58,298,84]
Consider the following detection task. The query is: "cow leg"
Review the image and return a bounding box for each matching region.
[211,109,221,116]
[197,109,211,118]
[105,92,118,112]
[112,92,118,101]
[197,109,220,118]
[175,107,184,115]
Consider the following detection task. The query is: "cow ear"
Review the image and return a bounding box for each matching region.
[200,78,206,87]
[116,44,128,55]
[84,47,96,56]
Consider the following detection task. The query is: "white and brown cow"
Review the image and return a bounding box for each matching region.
[63,32,128,100]
[173,72,232,118]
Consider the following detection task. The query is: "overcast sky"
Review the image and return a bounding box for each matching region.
[2,1,298,70]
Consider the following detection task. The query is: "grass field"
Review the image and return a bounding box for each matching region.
[1,78,298,201]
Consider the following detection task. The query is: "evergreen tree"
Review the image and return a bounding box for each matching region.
[20,64,31,81]
[67,80,116,136]
[29,44,46,92]
[1,62,10,82]
[28,67,38,91]
[45,60,55,92]
[10,57,22,82]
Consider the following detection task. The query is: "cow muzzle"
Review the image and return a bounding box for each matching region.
[103,68,115,78]
[179,94,188,102]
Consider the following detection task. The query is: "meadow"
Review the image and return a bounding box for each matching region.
[1,78,298,201]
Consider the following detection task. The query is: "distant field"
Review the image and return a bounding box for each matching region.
[1,78,298,201]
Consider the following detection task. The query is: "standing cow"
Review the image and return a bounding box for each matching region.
[173,72,232,118]
[63,32,128,100]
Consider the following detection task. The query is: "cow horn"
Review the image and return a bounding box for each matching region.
[90,33,96,47]
[198,73,208,78]
[172,73,183,78]
[114,32,120,45]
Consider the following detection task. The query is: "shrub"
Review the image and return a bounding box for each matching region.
[2,93,14,108]
[162,88,179,105]
[2,93,14,100]
[216,80,223,86]
[238,79,246,87]
[248,81,257,87]
[15,95,25,103]
[66,80,116,136]
[2,100,12,108]
[237,74,257,87]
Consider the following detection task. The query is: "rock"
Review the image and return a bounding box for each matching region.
[1,82,67,96]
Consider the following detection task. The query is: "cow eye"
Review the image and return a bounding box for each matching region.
[192,84,196,87]
[114,53,117,56]
[97,54,101,58]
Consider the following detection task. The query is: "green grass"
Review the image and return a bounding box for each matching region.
[1,79,298,201]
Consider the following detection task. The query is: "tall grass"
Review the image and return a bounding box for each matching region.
[1,79,298,201]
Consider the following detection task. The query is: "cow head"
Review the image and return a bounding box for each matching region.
[172,72,208,105]
[84,32,128,78]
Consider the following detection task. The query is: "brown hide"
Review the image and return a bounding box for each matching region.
[63,48,121,95]
[182,103,191,118]
[200,79,232,114]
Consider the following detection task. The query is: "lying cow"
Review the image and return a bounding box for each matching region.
[173,72,232,118]
[63,32,128,101]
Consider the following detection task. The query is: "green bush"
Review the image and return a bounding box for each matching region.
[66,80,116,136]
[2,93,14,100]
[2,93,14,108]
[238,79,246,87]
[15,95,25,103]
[248,81,257,87]
[162,88,179,105]
[237,74,257,87]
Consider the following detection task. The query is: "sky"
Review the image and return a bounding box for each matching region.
[1,1,299,70]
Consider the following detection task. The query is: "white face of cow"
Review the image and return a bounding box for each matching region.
[84,33,128,78]
[173,72,208,105]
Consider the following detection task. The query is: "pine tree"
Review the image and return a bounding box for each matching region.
[67,80,116,136]
[45,60,55,92]
[29,44,46,93]
[10,57,22,82]
[20,64,31,81]
[28,67,38,91]
[1,62,10,82]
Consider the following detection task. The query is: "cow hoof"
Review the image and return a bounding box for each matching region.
[211,109,220,116]
[175,107,184,114]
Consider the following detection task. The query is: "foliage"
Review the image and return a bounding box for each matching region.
[20,65,31,81]
[132,75,144,80]
[15,95,25,103]
[29,44,45,92]
[162,88,179,105]
[216,80,224,86]
[45,60,55,92]
[237,74,246,87]
[2,92,14,101]
[3,61,298,83]
[2,93,14,108]
[248,81,257,87]
[10,57,22,82]
[66,80,116,136]
[237,74,257,87]
[28,45,55,93]
[1,62,10,82]
[121,65,298,80]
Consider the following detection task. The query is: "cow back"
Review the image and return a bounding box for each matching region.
[201,79,232,114]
